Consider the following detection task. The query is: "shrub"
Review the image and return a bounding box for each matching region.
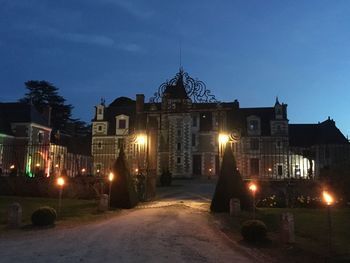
[211,144,250,212]
[31,207,57,226]
[241,220,267,242]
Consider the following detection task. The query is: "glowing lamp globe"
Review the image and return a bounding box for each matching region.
[218,134,229,144]
[108,172,114,182]
[57,177,65,187]
[323,191,334,206]
[249,183,257,193]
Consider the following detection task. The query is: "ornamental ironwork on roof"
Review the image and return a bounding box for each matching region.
[149,68,218,103]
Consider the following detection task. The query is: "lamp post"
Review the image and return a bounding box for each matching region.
[218,133,229,172]
[108,172,114,209]
[249,182,257,219]
[323,190,334,260]
[136,133,147,200]
[57,177,65,215]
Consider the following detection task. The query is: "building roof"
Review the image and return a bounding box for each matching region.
[289,119,349,147]
[0,102,49,135]
[227,107,276,136]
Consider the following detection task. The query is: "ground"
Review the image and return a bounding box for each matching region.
[0,179,257,263]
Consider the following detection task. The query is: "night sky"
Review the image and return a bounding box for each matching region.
[1,0,349,137]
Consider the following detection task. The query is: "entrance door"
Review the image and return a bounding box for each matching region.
[192,155,202,176]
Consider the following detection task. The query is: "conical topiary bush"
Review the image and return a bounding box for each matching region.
[210,143,250,212]
[110,146,138,209]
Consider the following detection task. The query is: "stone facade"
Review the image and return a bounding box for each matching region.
[91,69,350,180]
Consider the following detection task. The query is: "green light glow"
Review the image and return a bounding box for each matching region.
[26,156,33,177]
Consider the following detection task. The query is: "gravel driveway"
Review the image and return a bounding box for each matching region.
[0,179,255,263]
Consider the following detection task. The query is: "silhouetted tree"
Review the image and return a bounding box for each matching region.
[110,147,138,209]
[19,80,90,135]
[210,144,250,212]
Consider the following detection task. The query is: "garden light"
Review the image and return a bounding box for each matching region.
[108,172,114,209]
[56,177,65,215]
[248,182,258,219]
[322,190,334,260]
[323,191,334,206]
[249,183,257,193]
[57,177,65,187]
[108,172,114,182]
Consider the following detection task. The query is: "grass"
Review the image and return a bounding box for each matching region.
[237,207,350,260]
[0,196,110,230]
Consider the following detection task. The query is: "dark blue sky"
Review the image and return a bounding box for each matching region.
[1,0,349,136]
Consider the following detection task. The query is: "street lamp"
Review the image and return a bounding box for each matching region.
[249,182,258,219]
[108,172,114,209]
[218,133,229,145]
[323,190,334,259]
[57,177,65,215]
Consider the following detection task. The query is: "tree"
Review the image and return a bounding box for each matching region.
[210,144,250,212]
[19,80,89,135]
[110,147,138,209]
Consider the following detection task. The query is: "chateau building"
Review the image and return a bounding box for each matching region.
[91,68,349,180]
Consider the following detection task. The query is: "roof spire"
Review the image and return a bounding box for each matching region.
[275,96,280,106]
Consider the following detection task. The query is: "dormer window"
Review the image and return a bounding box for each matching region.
[247,116,261,136]
[118,119,126,129]
[249,120,259,131]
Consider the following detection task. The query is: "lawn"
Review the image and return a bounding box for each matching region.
[256,207,350,259]
[0,196,101,228]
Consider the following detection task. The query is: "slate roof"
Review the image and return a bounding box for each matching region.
[289,119,349,147]
[0,103,49,135]
[227,107,276,136]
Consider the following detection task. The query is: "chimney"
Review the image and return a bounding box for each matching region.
[43,106,52,127]
[136,94,145,113]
